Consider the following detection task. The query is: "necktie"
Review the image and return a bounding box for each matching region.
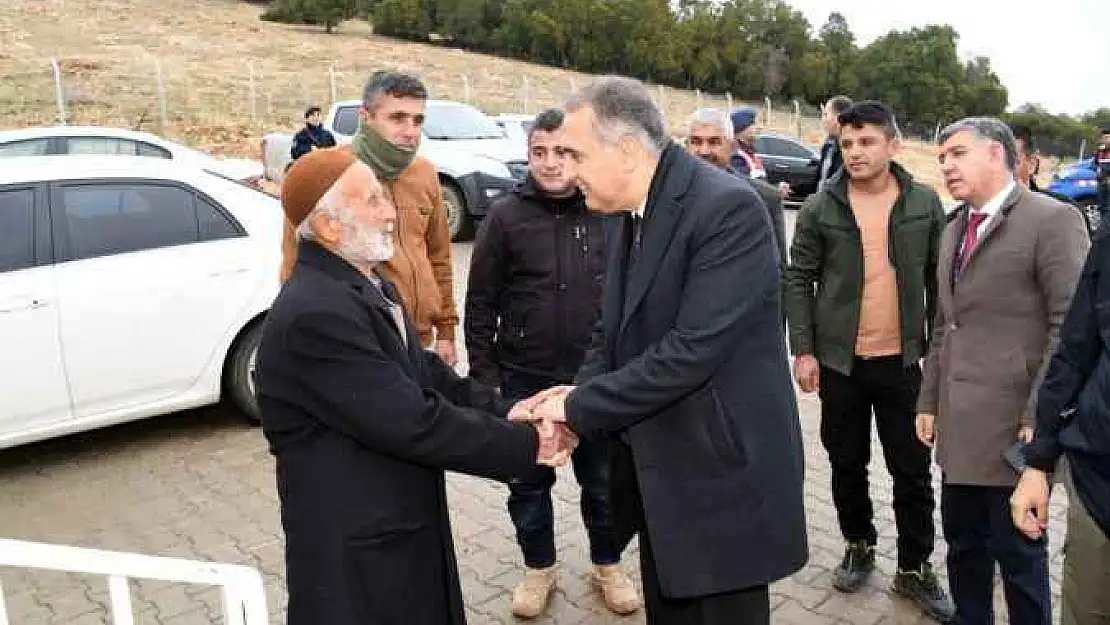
[957,211,989,273]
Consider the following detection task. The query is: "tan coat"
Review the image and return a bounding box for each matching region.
[918,186,1089,486]
[281,151,458,345]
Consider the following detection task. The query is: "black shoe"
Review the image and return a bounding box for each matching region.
[892,563,956,623]
[832,541,875,593]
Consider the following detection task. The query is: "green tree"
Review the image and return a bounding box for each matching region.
[373,0,432,41]
[959,56,1008,117]
[855,25,967,125]
[261,0,367,33]
[1082,108,1110,131]
[817,12,857,99]
[432,0,503,50]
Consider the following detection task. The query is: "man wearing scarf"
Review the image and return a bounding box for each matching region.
[281,71,460,365]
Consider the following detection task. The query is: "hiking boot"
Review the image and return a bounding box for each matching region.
[892,563,956,623]
[592,563,642,614]
[832,541,875,593]
[511,566,556,618]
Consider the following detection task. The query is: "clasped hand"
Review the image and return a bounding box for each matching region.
[509,386,577,467]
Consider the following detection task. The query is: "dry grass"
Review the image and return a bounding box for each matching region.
[4,0,1050,199]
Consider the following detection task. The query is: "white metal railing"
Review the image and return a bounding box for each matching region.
[0,538,268,625]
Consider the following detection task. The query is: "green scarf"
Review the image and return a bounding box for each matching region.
[351,123,417,180]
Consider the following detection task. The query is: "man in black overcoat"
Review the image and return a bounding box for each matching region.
[515,76,809,625]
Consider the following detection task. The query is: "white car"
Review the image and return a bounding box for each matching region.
[0,126,264,185]
[0,155,283,450]
[494,113,535,154]
[262,100,527,241]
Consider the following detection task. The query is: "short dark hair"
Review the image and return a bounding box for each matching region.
[305,106,322,119]
[1009,123,1036,155]
[826,95,853,116]
[529,109,564,142]
[362,70,428,111]
[838,101,900,140]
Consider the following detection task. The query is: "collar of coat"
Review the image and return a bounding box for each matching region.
[515,174,588,209]
[642,141,692,215]
[295,239,396,310]
[946,184,1027,225]
[823,160,916,206]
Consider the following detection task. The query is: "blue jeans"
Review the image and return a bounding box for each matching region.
[502,369,621,569]
[941,484,1051,625]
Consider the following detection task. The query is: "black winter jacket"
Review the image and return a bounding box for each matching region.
[464,178,607,387]
[1026,226,1110,538]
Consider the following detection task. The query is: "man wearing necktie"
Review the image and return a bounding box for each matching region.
[916,117,1090,625]
[511,76,808,625]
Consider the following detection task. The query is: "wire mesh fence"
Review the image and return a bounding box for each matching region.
[4,54,834,152]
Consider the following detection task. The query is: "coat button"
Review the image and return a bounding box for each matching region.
[949,323,957,331]
[557,283,567,291]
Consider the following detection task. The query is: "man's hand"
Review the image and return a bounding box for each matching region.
[508,386,574,423]
[1010,468,1051,539]
[534,421,578,467]
[778,182,792,198]
[793,354,820,393]
[435,339,458,366]
[916,413,936,448]
[533,391,569,424]
[1018,426,1034,444]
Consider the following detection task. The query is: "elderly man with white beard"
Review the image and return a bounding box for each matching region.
[255,147,572,625]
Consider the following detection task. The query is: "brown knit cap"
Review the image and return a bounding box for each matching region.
[280,147,358,227]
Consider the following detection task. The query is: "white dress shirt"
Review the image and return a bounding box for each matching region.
[969,178,1016,239]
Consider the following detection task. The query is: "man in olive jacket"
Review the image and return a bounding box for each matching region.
[784,102,953,621]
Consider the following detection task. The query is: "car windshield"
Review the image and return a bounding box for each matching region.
[425,104,506,140]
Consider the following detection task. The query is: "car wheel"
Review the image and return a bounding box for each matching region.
[442,181,473,242]
[225,321,263,424]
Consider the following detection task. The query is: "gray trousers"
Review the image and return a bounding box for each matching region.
[1062,470,1110,625]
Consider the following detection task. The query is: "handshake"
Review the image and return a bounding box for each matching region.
[509,385,579,467]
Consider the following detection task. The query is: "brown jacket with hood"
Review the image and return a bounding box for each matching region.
[280,148,458,346]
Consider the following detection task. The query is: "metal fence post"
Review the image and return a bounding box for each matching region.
[461,73,471,104]
[155,58,168,135]
[248,61,257,123]
[764,96,772,126]
[793,99,802,138]
[725,92,732,113]
[51,57,67,125]
[329,64,338,104]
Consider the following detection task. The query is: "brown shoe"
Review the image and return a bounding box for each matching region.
[511,566,556,618]
[593,563,642,615]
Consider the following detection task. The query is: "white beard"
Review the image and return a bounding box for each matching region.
[339,227,394,266]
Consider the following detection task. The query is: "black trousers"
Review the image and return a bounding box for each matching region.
[1099,178,1109,221]
[941,485,1051,625]
[818,357,935,569]
[611,441,770,625]
[502,370,619,569]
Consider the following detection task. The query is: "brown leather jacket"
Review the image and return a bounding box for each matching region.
[281,151,458,345]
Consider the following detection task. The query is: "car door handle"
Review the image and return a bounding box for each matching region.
[0,298,50,314]
[772,163,790,169]
[207,267,249,278]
